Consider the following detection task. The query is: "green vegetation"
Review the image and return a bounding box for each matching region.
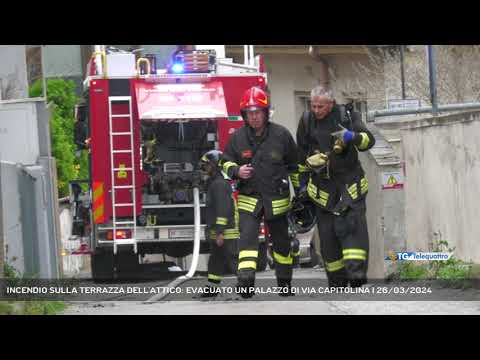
[387,241,474,289]
[1,263,67,315]
[29,79,88,197]
[0,300,66,316]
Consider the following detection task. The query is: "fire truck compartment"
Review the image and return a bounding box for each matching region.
[134,81,229,120]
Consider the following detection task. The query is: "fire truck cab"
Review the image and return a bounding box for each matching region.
[71,45,269,280]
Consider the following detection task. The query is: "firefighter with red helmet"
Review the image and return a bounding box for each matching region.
[199,150,239,297]
[222,87,299,298]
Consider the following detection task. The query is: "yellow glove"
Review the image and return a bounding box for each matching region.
[306,152,328,169]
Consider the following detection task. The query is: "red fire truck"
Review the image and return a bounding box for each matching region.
[70,45,269,280]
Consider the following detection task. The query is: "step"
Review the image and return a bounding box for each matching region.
[113,150,133,154]
[111,114,131,118]
[113,167,133,171]
[109,97,132,102]
[114,185,134,189]
[115,203,134,207]
[113,239,137,245]
[115,221,136,225]
[112,132,132,136]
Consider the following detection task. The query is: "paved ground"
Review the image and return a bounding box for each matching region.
[61,267,480,315]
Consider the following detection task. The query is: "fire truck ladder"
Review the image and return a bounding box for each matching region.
[108,96,137,255]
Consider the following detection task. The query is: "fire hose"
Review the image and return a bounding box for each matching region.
[144,186,202,303]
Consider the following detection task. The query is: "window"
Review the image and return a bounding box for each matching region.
[294,91,312,124]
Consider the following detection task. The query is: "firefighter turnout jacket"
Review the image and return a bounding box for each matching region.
[205,172,239,241]
[222,123,298,220]
[295,105,375,212]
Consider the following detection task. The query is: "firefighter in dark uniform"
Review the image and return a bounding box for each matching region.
[293,86,375,288]
[200,150,239,297]
[222,87,299,298]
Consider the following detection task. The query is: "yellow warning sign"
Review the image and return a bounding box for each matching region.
[117,163,128,179]
[387,175,398,186]
[382,171,404,190]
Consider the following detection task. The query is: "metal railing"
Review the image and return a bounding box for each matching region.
[368,102,480,122]
[368,46,480,121]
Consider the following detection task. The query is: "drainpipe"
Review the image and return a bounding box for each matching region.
[94,45,103,76]
[41,45,47,100]
[244,45,249,65]
[399,45,406,100]
[427,45,438,116]
[308,46,330,87]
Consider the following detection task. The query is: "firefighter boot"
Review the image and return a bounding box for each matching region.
[345,260,367,288]
[276,264,294,297]
[236,269,255,299]
[327,268,349,289]
[277,277,295,297]
[200,285,219,299]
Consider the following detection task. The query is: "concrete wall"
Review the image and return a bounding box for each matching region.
[1,160,61,278]
[0,99,61,277]
[0,162,24,273]
[44,45,83,78]
[359,125,406,278]
[322,53,386,111]
[0,99,42,165]
[382,45,480,106]
[401,111,480,263]
[0,159,2,278]
[0,45,28,99]
[43,45,84,95]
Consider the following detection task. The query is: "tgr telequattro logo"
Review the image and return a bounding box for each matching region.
[385,252,452,262]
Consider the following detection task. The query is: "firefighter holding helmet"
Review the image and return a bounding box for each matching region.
[222,87,299,298]
[293,85,376,288]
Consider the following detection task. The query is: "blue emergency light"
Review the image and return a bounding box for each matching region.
[172,62,184,74]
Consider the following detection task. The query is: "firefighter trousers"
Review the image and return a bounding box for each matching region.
[237,210,292,288]
[316,200,369,287]
[207,237,238,285]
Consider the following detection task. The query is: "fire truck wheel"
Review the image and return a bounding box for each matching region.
[115,251,141,279]
[91,248,114,283]
[257,242,268,272]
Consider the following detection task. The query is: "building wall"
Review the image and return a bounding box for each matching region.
[381,45,480,107]
[0,100,41,165]
[358,124,406,278]
[252,52,385,138]
[401,111,480,263]
[0,99,61,277]
[44,45,83,78]
[322,53,386,111]
[0,161,25,273]
[0,45,28,99]
[0,160,2,278]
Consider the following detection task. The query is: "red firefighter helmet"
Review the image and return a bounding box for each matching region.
[240,87,270,119]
